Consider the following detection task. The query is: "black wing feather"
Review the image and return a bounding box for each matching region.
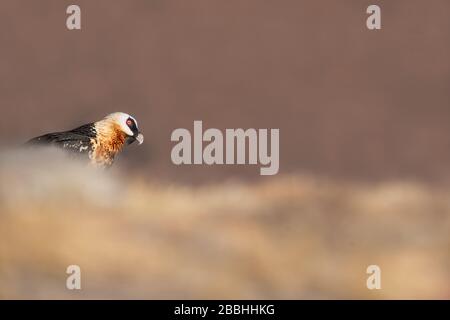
[26,123,97,154]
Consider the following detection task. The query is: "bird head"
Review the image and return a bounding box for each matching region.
[103,112,144,145]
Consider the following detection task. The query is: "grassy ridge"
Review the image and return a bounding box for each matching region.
[0,151,449,299]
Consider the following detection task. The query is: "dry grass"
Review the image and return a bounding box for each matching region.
[0,149,449,299]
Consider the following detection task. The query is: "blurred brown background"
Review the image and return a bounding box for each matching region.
[1,1,449,300]
[1,0,450,183]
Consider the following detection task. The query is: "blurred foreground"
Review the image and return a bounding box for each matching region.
[0,149,449,299]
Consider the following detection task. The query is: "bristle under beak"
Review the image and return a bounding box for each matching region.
[135,133,144,145]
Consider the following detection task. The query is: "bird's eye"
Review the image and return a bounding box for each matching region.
[126,119,134,127]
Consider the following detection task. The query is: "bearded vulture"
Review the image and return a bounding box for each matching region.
[26,112,144,167]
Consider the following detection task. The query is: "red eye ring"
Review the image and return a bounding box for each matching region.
[126,119,133,126]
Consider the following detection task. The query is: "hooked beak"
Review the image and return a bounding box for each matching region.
[135,133,144,145]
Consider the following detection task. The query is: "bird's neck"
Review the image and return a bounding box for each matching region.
[94,120,127,154]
